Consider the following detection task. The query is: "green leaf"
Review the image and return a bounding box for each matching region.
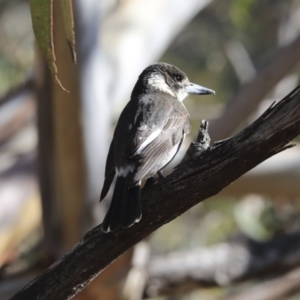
[60,0,77,63]
[30,0,68,92]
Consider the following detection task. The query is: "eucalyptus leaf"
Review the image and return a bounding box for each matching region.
[60,0,77,63]
[30,0,68,92]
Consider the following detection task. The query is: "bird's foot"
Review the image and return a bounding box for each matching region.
[144,177,157,189]
[144,172,165,189]
[157,170,165,179]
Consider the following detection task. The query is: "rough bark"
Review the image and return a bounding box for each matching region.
[10,86,300,300]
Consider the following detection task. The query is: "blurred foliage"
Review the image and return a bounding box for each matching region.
[0,0,34,97]
[234,195,282,241]
[162,0,300,104]
[150,197,238,254]
[229,0,259,29]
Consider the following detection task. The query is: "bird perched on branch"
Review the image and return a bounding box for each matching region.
[100,62,214,232]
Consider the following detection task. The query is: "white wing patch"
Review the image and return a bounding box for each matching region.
[116,164,135,177]
[136,128,162,154]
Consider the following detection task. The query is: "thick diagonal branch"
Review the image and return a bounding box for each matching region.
[11,86,300,300]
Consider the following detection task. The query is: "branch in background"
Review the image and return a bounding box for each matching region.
[223,145,300,196]
[0,98,35,147]
[0,76,34,107]
[9,86,300,300]
[0,175,38,269]
[226,266,300,300]
[210,34,300,141]
[145,231,300,297]
[0,76,35,146]
[224,39,256,84]
[123,242,151,300]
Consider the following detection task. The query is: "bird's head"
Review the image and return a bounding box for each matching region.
[135,62,215,101]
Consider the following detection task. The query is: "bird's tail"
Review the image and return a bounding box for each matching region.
[101,176,142,233]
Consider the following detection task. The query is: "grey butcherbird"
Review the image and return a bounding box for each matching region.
[100,62,215,233]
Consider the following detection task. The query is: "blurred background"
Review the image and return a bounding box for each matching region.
[0,0,300,299]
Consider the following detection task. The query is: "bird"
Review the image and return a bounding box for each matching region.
[100,62,215,233]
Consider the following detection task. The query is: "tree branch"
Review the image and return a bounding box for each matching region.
[11,86,300,300]
[226,266,300,300]
[145,231,300,297]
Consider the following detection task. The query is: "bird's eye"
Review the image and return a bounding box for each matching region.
[175,75,183,82]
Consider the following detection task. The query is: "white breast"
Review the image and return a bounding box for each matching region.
[151,143,180,174]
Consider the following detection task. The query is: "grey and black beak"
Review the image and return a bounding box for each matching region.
[185,83,215,95]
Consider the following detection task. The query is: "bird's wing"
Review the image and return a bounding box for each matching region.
[132,112,190,181]
[100,140,115,201]
[121,96,174,158]
[122,97,191,159]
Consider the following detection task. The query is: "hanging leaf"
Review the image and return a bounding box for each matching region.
[60,0,77,63]
[30,0,68,92]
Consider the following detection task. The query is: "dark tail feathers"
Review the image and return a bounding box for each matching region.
[101,176,141,233]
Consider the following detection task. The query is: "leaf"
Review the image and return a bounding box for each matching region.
[30,0,68,92]
[60,0,77,63]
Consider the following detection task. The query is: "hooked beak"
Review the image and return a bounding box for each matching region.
[185,83,215,95]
